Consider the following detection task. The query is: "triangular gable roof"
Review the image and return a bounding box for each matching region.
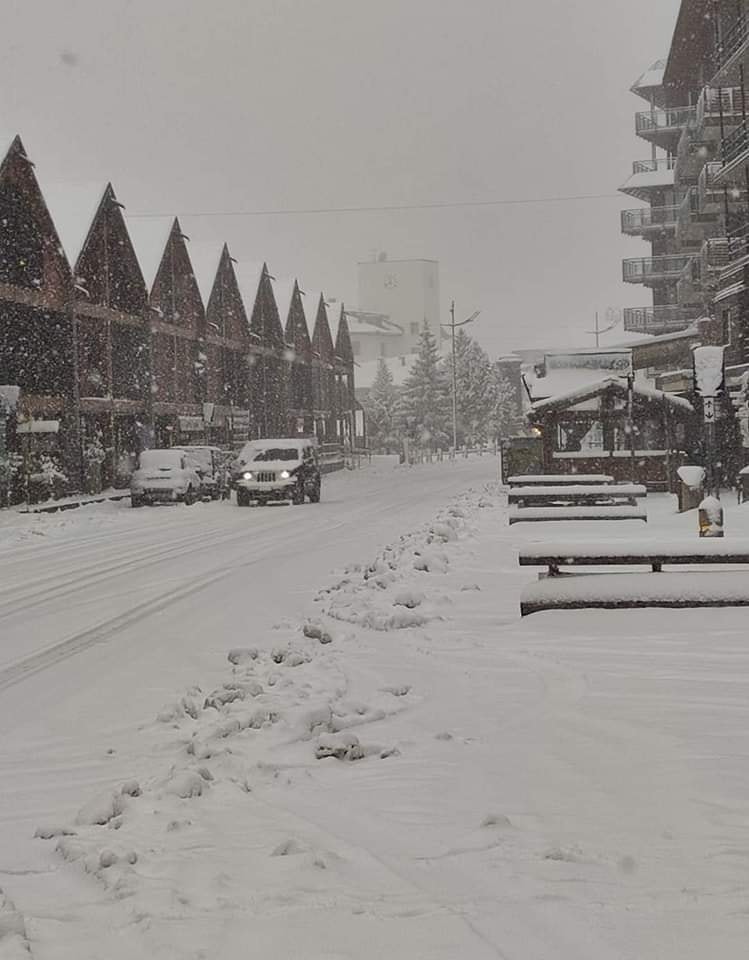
[0,133,24,173]
[124,214,174,292]
[0,134,71,287]
[313,295,335,360]
[531,377,694,416]
[0,134,29,177]
[334,306,354,364]
[41,180,109,271]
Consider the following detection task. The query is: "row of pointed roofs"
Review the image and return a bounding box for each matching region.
[0,133,352,355]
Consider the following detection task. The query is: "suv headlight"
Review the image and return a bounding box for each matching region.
[243,471,253,480]
[280,470,291,479]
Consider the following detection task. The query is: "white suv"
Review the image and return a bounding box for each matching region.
[130,449,202,507]
[233,439,321,506]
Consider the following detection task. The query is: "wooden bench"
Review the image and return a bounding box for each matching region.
[508,483,646,507]
[507,474,613,488]
[518,539,749,615]
[509,504,647,525]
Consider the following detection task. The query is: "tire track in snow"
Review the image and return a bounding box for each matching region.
[0,518,345,694]
[0,523,253,620]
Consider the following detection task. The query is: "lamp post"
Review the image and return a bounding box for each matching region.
[442,301,480,452]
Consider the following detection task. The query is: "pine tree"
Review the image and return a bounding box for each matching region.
[398,323,451,450]
[447,330,497,446]
[491,362,524,439]
[363,358,399,452]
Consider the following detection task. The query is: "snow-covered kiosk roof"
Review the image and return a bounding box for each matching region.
[531,377,693,416]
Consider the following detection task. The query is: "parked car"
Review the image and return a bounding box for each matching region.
[180,445,227,500]
[233,438,321,506]
[130,449,201,507]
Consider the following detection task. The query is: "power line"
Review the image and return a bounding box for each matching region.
[128,191,623,220]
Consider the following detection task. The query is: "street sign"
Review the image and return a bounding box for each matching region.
[703,397,716,423]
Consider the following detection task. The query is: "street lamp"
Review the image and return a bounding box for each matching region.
[441,301,480,452]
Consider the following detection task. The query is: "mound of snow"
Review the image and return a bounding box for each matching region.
[165,770,206,799]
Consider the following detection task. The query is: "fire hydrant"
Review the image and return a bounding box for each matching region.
[698,495,724,538]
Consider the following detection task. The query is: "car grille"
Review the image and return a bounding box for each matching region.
[256,471,276,483]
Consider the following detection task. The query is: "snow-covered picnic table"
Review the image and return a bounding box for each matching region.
[519,538,749,614]
[521,570,749,615]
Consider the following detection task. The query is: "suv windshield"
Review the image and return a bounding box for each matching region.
[252,448,300,462]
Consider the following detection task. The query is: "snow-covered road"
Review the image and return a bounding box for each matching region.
[2,459,749,960]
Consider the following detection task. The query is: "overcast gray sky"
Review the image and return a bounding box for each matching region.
[1,0,681,355]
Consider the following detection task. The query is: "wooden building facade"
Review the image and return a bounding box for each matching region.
[0,133,361,502]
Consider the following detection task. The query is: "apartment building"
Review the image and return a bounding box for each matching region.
[621,0,749,366]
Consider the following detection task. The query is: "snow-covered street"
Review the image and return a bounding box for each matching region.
[2,457,749,959]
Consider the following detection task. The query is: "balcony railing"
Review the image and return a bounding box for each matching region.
[696,86,746,127]
[622,306,698,334]
[621,205,679,235]
[697,161,727,210]
[631,158,677,175]
[701,237,730,272]
[622,255,693,284]
[722,120,749,167]
[635,107,695,141]
[716,16,748,74]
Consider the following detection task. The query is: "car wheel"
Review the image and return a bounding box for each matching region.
[236,489,250,507]
[184,487,195,506]
[130,495,144,508]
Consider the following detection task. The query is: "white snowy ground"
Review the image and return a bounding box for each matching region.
[1,458,749,959]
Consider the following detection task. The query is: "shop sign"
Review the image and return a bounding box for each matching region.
[178,416,205,433]
[231,409,250,434]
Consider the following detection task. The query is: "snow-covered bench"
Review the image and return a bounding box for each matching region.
[509,504,647,525]
[507,474,613,487]
[519,539,749,615]
[508,483,646,507]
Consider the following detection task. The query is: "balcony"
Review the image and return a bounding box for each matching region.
[622,306,698,335]
[695,86,745,128]
[715,16,749,78]
[622,255,693,285]
[619,158,676,201]
[621,205,679,236]
[635,107,695,149]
